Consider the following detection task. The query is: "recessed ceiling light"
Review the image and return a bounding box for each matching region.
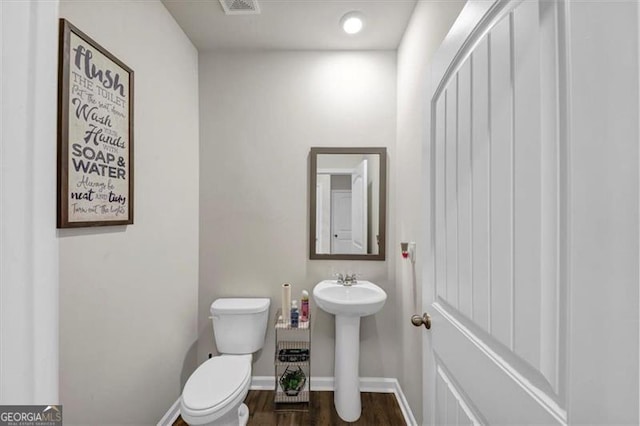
[341,12,364,35]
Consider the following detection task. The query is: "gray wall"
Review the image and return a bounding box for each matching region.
[58,1,200,424]
[395,0,466,422]
[198,51,398,380]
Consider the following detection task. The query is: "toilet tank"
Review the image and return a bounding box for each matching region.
[210,298,271,354]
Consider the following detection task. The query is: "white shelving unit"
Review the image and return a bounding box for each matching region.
[274,308,311,409]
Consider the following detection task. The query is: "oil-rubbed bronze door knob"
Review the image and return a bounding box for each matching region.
[411,313,431,329]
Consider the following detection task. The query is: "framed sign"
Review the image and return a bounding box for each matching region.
[57,19,134,228]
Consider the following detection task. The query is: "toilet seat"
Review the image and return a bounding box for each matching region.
[181,355,251,423]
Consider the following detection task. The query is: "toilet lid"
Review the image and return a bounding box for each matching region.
[182,356,251,411]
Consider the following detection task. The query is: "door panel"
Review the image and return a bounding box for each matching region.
[431,1,562,420]
[316,175,331,254]
[435,359,481,425]
[487,15,513,352]
[433,306,561,424]
[512,0,543,372]
[331,190,352,254]
[445,83,459,308]
[426,0,639,424]
[351,159,368,253]
[470,36,491,335]
[538,0,560,392]
[458,57,473,320]
[435,96,448,304]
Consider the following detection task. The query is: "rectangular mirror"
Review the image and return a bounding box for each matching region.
[309,147,387,260]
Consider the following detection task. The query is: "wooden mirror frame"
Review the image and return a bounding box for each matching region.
[309,147,387,260]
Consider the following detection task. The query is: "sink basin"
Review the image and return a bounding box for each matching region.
[313,280,387,317]
[312,280,387,422]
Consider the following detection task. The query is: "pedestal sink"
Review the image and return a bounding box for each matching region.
[313,280,387,422]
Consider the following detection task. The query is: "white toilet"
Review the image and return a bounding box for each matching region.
[180,298,270,426]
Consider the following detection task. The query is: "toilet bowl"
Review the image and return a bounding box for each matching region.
[180,298,270,426]
[180,355,251,426]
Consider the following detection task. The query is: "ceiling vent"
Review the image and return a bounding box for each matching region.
[219,0,260,15]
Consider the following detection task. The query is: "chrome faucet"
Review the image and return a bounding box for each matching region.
[344,273,357,285]
[335,273,357,286]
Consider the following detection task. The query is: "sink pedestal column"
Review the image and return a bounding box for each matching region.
[334,315,361,422]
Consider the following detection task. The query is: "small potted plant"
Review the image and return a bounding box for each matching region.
[279,366,306,396]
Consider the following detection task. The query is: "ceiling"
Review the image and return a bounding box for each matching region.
[162,0,418,51]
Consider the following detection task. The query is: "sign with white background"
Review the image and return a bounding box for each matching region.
[58,19,134,228]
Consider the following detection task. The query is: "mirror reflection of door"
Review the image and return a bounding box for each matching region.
[331,188,352,253]
[316,156,372,255]
[315,176,330,253]
[351,159,368,254]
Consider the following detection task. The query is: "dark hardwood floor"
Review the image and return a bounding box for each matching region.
[173,390,407,425]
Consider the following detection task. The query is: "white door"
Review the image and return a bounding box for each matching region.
[351,159,368,254]
[316,174,331,253]
[316,182,323,253]
[422,1,639,424]
[331,190,352,254]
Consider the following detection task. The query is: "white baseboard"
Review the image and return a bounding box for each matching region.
[250,375,335,391]
[390,378,418,426]
[248,375,275,390]
[158,376,417,426]
[157,396,181,426]
[252,376,417,425]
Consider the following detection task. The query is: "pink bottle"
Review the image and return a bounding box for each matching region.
[300,290,309,322]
